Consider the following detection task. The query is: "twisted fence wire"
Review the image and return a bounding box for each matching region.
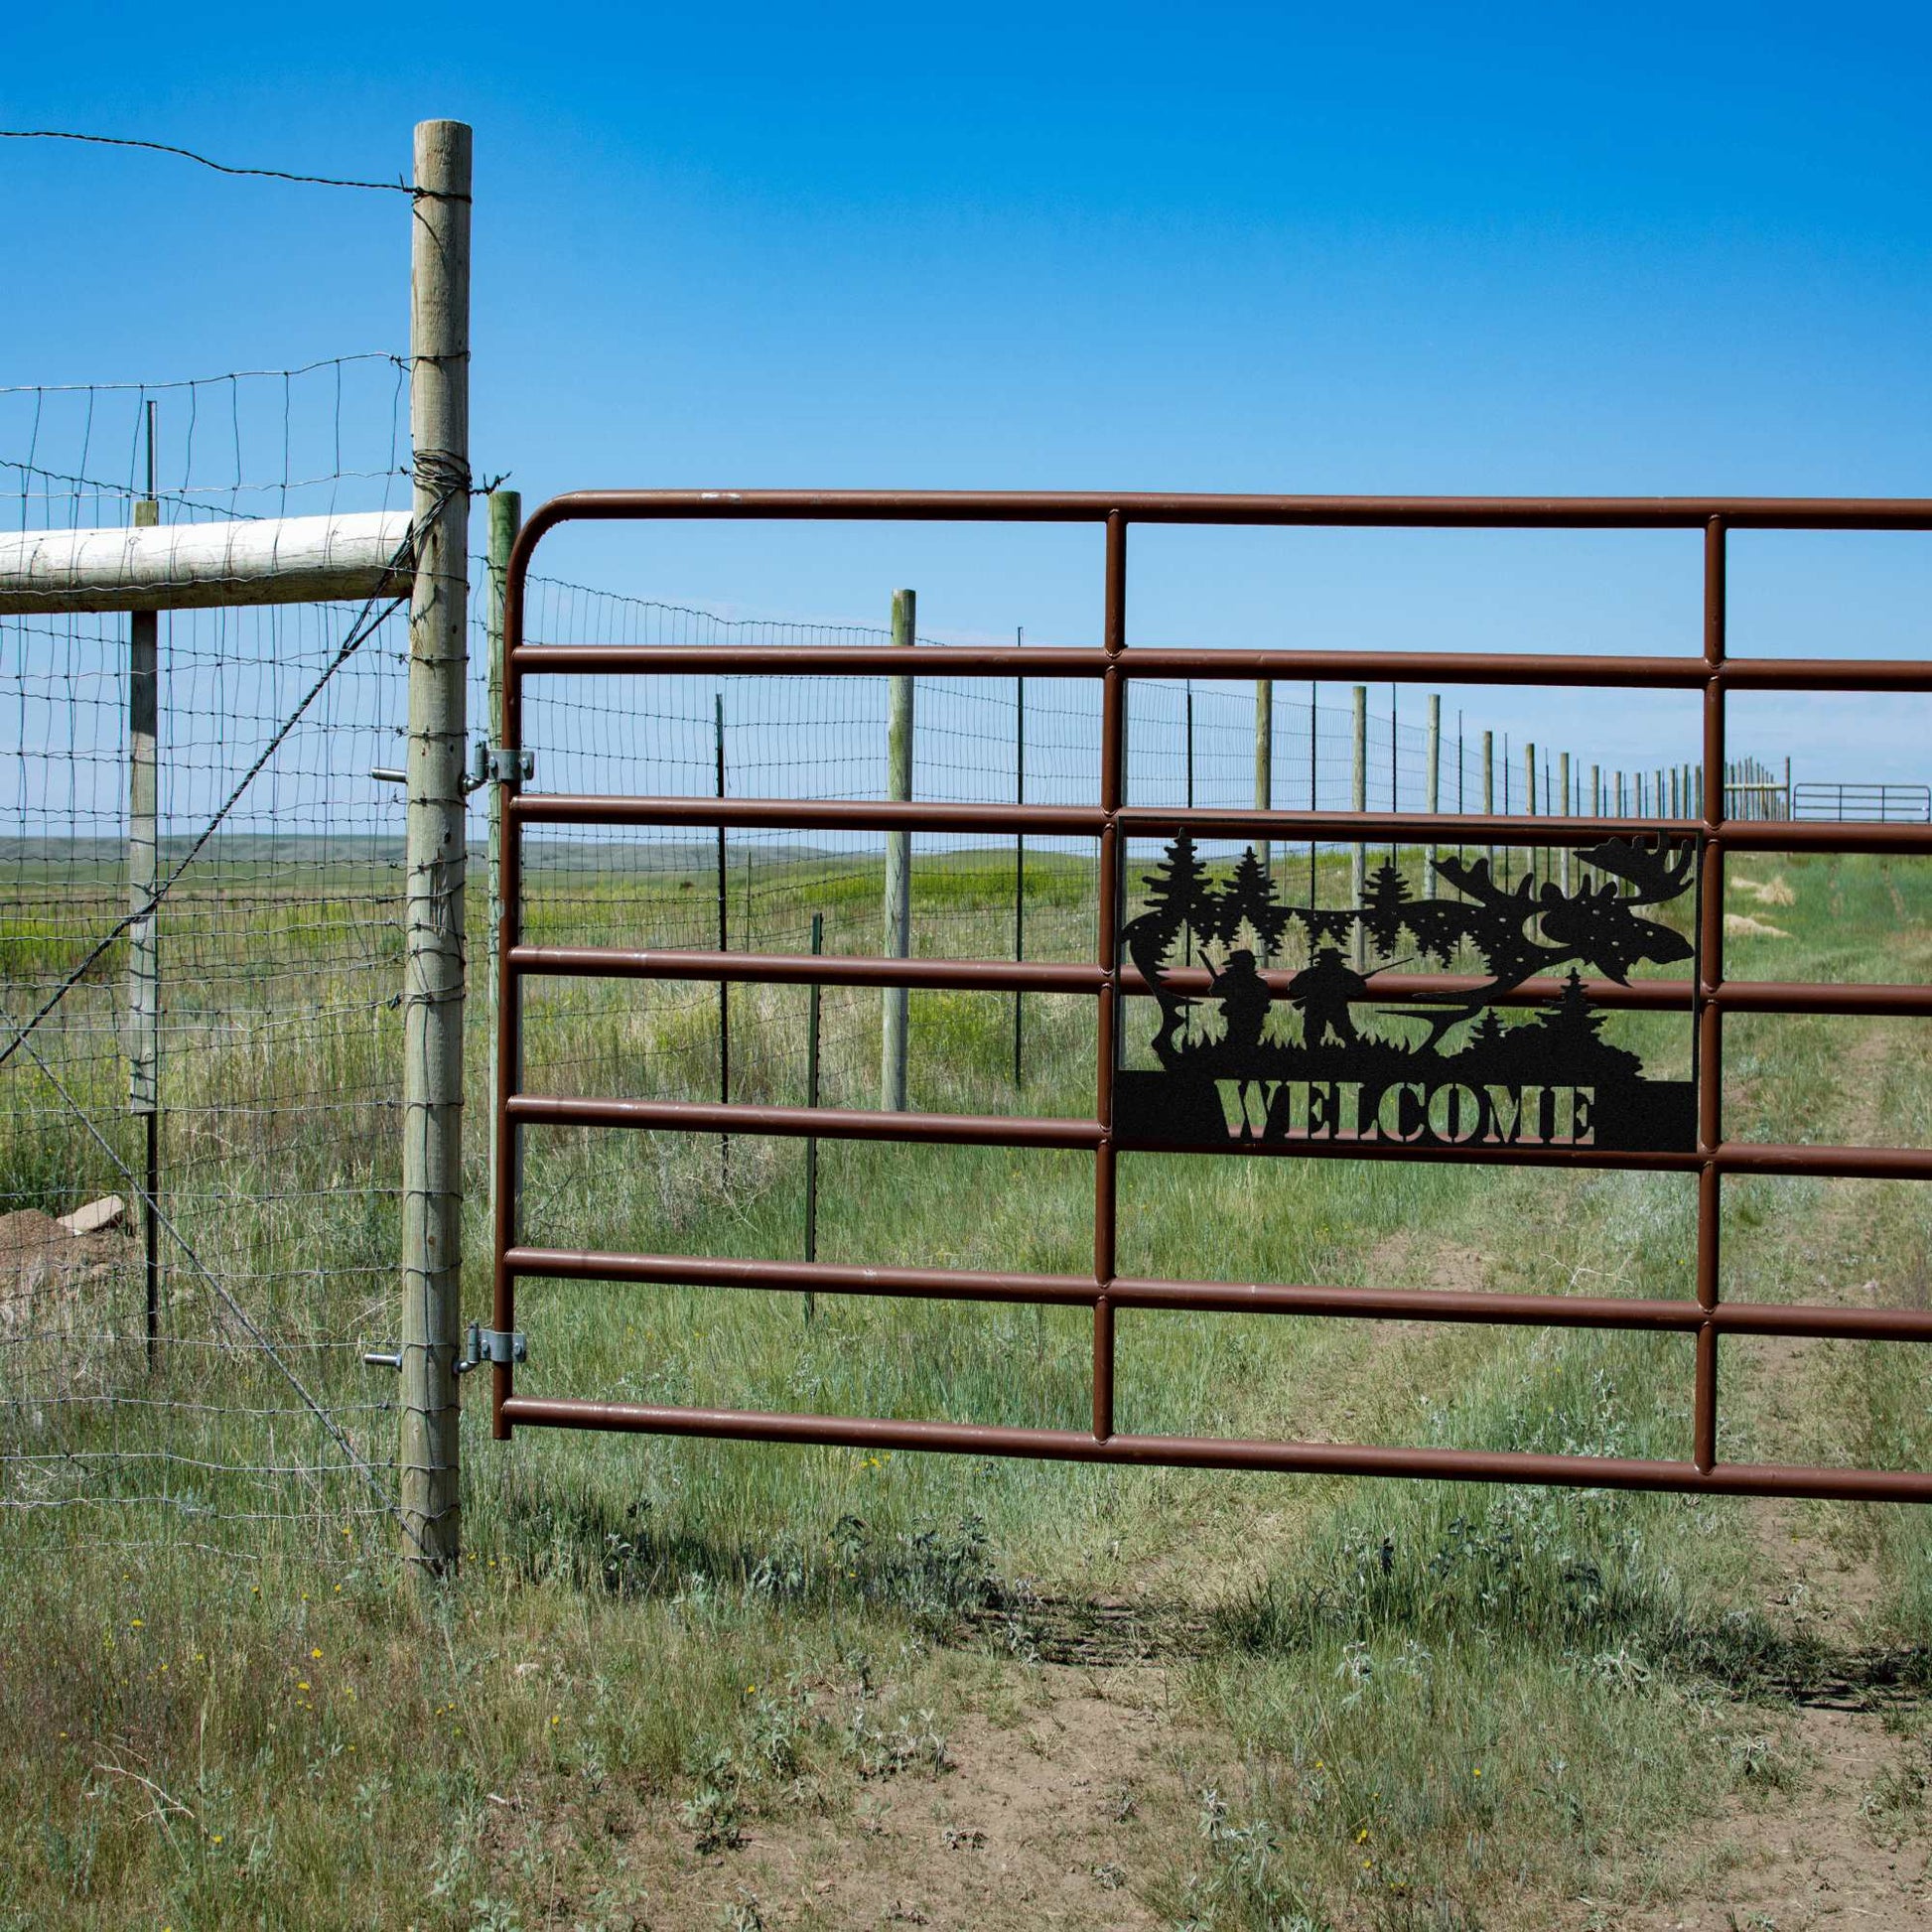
[1,359,412,1561]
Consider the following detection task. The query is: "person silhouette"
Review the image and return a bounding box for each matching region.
[1208,947,1272,1060]
[1288,943,1369,1048]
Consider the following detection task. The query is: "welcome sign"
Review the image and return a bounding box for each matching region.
[1113,833,1697,1157]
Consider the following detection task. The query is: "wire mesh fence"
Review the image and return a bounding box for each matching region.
[2,371,1802,1564]
[1,359,411,1563]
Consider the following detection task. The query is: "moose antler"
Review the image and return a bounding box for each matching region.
[1436,854,1532,909]
[1574,835,1696,906]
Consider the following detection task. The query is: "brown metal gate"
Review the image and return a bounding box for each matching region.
[492,490,1932,1503]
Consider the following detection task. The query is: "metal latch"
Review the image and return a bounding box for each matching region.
[458,1321,527,1374]
[470,742,534,790]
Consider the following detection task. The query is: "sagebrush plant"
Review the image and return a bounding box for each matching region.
[3,849,1930,1927]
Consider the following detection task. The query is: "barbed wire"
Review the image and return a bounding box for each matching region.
[0,130,464,201]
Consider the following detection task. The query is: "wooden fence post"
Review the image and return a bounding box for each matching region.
[400,117,471,1575]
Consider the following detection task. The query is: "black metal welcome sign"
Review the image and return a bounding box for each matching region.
[1114,833,1698,1156]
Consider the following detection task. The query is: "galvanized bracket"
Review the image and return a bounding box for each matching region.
[457,1321,528,1375]
[469,742,534,792]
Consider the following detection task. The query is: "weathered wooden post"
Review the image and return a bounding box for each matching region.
[128,403,160,1372]
[1423,693,1441,897]
[1350,685,1367,967]
[483,488,519,1272]
[882,589,914,1110]
[400,117,471,1575]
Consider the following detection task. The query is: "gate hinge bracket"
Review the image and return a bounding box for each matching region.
[457,1321,527,1374]
[468,742,534,792]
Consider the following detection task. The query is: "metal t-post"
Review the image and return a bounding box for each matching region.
[1254,677,1273,897]
[1308,682,1318,913]
[1423,693,1441,898]
[1480,731,1494,883]
[128,404,160,1372]
[1525,742,1538,888]
[1182,677,1196,963]
[1501,737,1511,887]
[1350,684,1367,967]
[882,589,914,1110]
[1559,751,1572,894]
[400,117,471,1575]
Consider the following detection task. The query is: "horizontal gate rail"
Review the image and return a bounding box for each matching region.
[492,1399,1932,1505]
[514,643,1932,694]
[510,790,1932,854]
[501,1246,1932,1341]
[502,488,1932,528]
[508,945,1932,1019]
[493,488,1932,1505]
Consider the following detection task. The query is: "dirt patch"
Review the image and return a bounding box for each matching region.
[1366,1231,1489,1297]
[1605,1703,1932,1931]
[0,1206,136,1338]
[631,1665,1190,1930]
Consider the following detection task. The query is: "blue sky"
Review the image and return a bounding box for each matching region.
[5,1,1929,778]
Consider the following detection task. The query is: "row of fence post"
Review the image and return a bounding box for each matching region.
[875,662,1797,1095]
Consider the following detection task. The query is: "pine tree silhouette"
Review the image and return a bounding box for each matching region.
[1360,861,1414,958]
[1123,832,1216,1066]
[1139,831,1212,952]
[1215,846,1291,960]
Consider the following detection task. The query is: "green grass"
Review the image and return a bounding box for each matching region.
[3,843,1931,1927]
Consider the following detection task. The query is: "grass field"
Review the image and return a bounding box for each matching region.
[3,840,1930,1929]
